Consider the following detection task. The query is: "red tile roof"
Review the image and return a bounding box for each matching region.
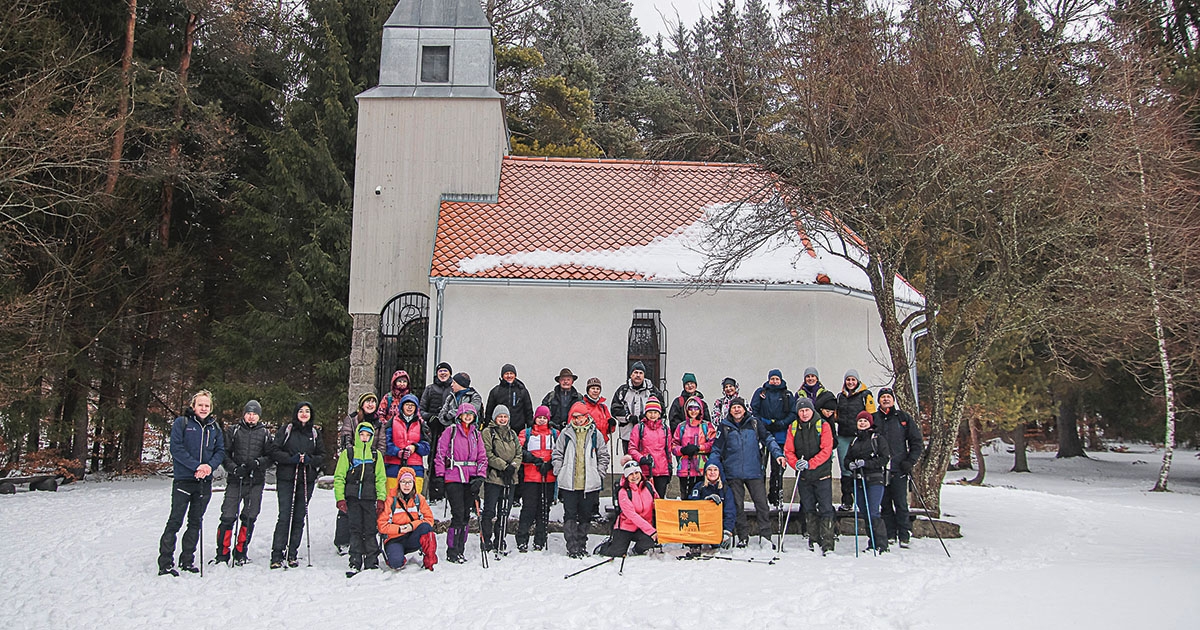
[431,156,786,281]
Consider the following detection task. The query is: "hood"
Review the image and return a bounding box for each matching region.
[391,370,411,397]
[814,390,838,411]
[568,401,593,426]
[292,401,314,426]
[398,393,420,410]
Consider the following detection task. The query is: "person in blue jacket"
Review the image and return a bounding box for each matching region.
[751,369,795,506]
[689,463,737,552]
[157,389,225,576]
[707,397,785,548]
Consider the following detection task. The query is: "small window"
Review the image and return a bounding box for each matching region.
[628,310,667,393]
[420,46,450,83]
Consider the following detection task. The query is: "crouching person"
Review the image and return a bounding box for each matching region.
[599,457,658,557]
[378,467,437,570]
[689,463,737,552]
[334,422,387,574]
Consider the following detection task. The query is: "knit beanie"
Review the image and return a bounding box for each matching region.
[644,397,663,415]
[452,372,471,388]
[244,400,263,416]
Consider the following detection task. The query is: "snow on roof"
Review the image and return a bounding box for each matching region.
[432,157,924,306]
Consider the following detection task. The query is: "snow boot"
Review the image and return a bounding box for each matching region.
[158,565,179,577]
[871,518,889,553]
[232,522,254,564]
[419,531,438,570]
[805,513,819,551]
[840,476,854,509]
[819,516,836,555]
[215,521,234,564]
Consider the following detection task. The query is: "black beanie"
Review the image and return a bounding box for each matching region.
[452,372,471,388]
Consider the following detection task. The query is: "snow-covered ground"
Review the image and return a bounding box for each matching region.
[1,446,1197,629]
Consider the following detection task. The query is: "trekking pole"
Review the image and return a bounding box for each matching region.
[474,495,489,569]
[302,464,312,567]
[563,556,614,579]
[908,475,952,559]
[618,553,627,576]
[860,476,877,557]
[199,482,205,577]
[779,472,801,553]
[852,473,860,558]
[284,464,299,567]
[229,474,244,566]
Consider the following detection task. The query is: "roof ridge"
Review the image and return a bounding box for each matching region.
[502,155,760,169]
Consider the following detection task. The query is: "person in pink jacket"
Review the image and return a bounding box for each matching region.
[434,402,488,563]
[629,396,673,498]
[600,457,658,557]
[673,397,714,499]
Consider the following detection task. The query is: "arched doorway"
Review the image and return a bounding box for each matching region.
[378,293,430,398]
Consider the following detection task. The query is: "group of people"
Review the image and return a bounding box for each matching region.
[155,361,924,576]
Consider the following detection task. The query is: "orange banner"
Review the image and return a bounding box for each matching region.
[654,499,723,544]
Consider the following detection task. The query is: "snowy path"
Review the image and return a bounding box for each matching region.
[1,447,1196,629]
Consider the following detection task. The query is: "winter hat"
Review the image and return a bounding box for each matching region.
[686,398,702,411]
[457,402,477,417]
[815,391,838,412]
[856,410,874,427]
[630,361,646,374]
[493,405,510,419]
[721,377,738,388]
[357,392,377,409]
[534,405,551,421]
[452,372,471,388]
[501,363,517,377]
[398,467,416,483]
[622,456,641,478]
[555,368,577,383]
[436,362,452,373]
[568,401,592,424]
[768,368,783,380]
[877,387,895,400]
[803,367,819,379]
[399,393,420,409]
[586,377,602,390]
[729,397,746,411]
[244,400,263,416]
[682,372,697,385]
[356,422,375,437]
[644,397,663,415]
[795,397,815,413]
[844,369,860,383]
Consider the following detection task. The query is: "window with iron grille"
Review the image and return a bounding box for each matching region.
[627,310,667,393]
[377,293,430,398]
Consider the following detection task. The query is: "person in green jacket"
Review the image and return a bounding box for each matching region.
[334,422,387,575]
[481,405,522,554]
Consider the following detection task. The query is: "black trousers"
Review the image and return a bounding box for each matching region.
[516,482,555,546]
[427,424,447,500]
[679,476,701,499]
[271,470,316,562]
[219,478,264,525]
[482,483,514,547]
[601,528,656,556]
[651,475,670,499]
[158,478,212,570]
[727,477,771,538]
[881,472,912,540]
[560,489,599,554]
[797,475,834,517]
[445,481,472,530]
[768,456,785,501]
[346,496,380,568]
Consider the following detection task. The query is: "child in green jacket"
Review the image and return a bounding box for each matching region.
[334,422,388,575]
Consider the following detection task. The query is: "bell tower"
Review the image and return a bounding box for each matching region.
[347,0,507,408]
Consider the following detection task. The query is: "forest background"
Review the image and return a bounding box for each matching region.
[2,0,1198,508]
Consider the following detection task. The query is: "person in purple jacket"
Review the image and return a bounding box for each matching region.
[435,402,488,563]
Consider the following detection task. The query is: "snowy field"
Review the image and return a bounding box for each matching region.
[1,445,1198,630]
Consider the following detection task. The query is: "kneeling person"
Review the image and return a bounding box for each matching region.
[600,457,658,557]
[378,468,437,570]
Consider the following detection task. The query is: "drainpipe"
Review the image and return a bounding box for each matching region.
[433,277,447,368]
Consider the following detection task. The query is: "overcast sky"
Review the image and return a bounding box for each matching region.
[627,0,779,40]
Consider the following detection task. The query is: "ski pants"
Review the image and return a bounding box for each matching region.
[158,478,212,570]
[271,470,316,562]
[219,478,264,526]
[881,472,912,540]
[516,481,555,547]
[727,476,771,538]
[383,522,433,568]
[797,474,834,518]
[346,496,380,568]
[602,528,656,557]
[482,482,514,546]
[444,481,473,531]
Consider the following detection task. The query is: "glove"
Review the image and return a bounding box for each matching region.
[720,530,733,550]
[505,463,518,476]
[638,455,654,468]
[401,446,414,461]
[376,500,386,515]
[848,459,865,471]
[235,463,251,479]
[680,444,700,456]
[336,500,348,513]
[537,460,553,474]
[706,494,722,505]
[469,477,484,495]
[795,458,809,472]
[899,460,913,474]
[523,450,539,464]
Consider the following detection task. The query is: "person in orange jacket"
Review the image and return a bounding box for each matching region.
[378,468,437,570]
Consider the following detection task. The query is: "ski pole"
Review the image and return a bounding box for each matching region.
[564,556,614,579]
[284,463,298,566]
[852,473,860,558]
[302,464,312,567]
[618,553,626,576]
[198,480,205,577]
[860,476,877,557]
[702,554,777,565]
[229,474,243,566]
[908,475,951,558]
[474,494,489,569]
[779,471,801,553]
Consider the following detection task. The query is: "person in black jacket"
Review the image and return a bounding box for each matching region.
[268,401,325,568]
[157,390,225,576]
[485,363,534,434]
[844,410,891,553]
[215,400,273,565]
[874,387,923,547]
[541,368,584,431]
[420,362,455,502]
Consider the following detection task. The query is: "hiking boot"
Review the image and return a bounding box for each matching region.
[533,543,546,552]
[287,559,299,568]
[158,566,179,577]
[179,564,199,574]
[736,536,748,548]
[270,561,283,570]
[517,543,529,553]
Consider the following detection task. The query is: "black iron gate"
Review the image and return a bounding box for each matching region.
[377,292,430,398]
[627,310,667,393]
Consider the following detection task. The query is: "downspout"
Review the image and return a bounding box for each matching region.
[433,277,447,368]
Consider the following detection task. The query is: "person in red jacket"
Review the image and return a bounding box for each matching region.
[629,396,673,498]
[673,398,714,499]
[599,457,658,556]
[785,397,837,554]
[582,377,613,441]
[516,406,557,552]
